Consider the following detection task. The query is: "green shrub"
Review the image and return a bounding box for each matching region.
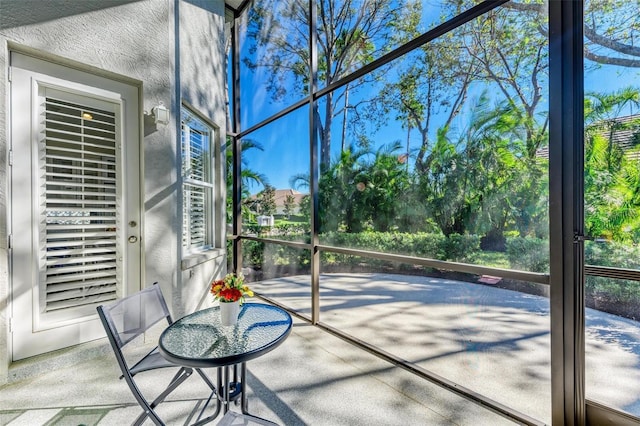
[442,234,481,262]
[320,231,449,259]
[584,241,640,303]
[585,240,640,270]
[274,222,307,235]
[586,275,640,303]
[240,231,640,307]
[242,240,265,267]
[241,231,484,270]
[505,238,640,302]
[506,237,549,273]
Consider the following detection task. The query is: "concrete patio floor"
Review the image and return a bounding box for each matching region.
[0,310,515,426]
[2,272,640,425]
[250,273,640,424]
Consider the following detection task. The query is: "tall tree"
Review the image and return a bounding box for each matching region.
[385,34,478,174]
[350,141,412,232]
[258,185,277,216]
[226,138,269,223]
[290,143,410,233]
[283,194,297,218]
[294,147,371,233]
[458,5,549,158]
[369,1,549,241]
[507,0,640,68]
[242,0,406,169]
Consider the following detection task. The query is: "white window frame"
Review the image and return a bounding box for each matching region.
[181,106,217,255]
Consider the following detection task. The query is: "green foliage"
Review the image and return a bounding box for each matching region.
[316,143,414,233]
[243,239,265,268]
[241,230,640,306]
[585,241,640,303]
[584,90,640,242]
[506,237,549,273]
[586,275,640,305]
[410,95,549,243]
[225,138,269,224]
[442,234,481,262]
[273,222,307,236]
[257,185,277,216]
[504,237,640,279]
[242,239,310,272]
[283,194,296,218]
[243,231,483,270]
[585,240,640,270]
[234,1,640,295]
[298,194,311,225]
[322,231,444,258]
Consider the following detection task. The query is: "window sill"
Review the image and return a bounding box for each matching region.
[181,248,226,270]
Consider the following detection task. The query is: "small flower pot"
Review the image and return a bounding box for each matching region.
[219,300,240,326]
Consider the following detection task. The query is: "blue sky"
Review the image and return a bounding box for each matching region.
[239,63,640,194]
[234,4,640,195]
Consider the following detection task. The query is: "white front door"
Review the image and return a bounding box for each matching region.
[9,52,141,360]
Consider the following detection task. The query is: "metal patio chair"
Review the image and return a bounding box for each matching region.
[97,283,218,425]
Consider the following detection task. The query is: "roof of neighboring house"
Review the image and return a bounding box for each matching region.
[591,114,640,155]
[273,189,305,208]
[248,188,307,213]
[536,113,640,160]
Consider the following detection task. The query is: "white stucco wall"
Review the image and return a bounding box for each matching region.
[176,0,228,317]
[0,0,227,384]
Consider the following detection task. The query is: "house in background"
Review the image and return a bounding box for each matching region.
[536,113,640,160]
[273,189,305,216]
[248,188,307,217]
[0,0,230,385]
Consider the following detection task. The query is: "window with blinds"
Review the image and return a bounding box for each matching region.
[181,108,214,252]
[39,95,120,313]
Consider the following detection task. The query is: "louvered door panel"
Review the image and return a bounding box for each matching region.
[40,96,120,313]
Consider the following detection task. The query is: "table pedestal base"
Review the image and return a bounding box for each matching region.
[191,363,278,425]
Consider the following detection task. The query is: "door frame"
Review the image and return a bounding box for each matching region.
[8,50,144,360]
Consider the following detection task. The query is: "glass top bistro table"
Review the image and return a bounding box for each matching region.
[159,302,292,425]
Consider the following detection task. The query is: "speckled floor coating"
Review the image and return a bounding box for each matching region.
[6,272,637,425]
[0,312,516,425]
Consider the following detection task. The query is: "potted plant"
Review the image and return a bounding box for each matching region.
[210,273,253,325]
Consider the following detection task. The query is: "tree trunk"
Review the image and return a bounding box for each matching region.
[320,91,334,171]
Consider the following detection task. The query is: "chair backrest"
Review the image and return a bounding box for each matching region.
[97,283,172,349]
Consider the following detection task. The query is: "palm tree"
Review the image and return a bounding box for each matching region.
[226,138,269,224]
[290,143,411,233]
[352,141,411,232]
[584,88,640,242]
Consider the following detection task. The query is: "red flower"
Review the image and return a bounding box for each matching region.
[210,273,252,303]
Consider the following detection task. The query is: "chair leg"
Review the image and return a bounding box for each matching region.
[133,408,164,426]
[193,368,220,423]
[150,367,193,409]
[131,367,193,426]
[130,368,218,426]
[195,368,216,391]
[193,386,221,425]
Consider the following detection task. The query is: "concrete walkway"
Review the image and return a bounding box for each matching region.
[2,273,640,425]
